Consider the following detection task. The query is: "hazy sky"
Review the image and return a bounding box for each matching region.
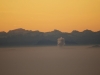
[0,0,100,32]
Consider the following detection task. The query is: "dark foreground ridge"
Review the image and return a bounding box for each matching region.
[0,28,100,46]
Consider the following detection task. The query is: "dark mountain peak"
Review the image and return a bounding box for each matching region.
[83,29,93,33]
[8,28,29,35]
[32,30,44,35]
[8,28,25,32]
[97,30,100,33]
[83,29,93,32]
[52,29,62,33]
[0,31,7,36]
[33,30,40,33]
[71,30,80,33]
[0,31,6,34]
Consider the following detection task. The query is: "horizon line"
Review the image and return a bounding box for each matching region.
[0,28,100,33]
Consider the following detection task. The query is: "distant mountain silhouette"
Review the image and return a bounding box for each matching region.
[0,28,100,46]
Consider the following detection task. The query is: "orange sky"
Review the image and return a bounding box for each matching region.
[0,0,100,32]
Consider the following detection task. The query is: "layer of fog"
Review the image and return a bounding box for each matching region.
[0,46,100,75]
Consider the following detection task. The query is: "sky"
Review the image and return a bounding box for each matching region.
[0,0,100,32]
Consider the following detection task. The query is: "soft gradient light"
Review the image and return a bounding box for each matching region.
[0,0,100,32]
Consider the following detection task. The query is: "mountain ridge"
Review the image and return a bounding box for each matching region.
[0,28,100,46]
